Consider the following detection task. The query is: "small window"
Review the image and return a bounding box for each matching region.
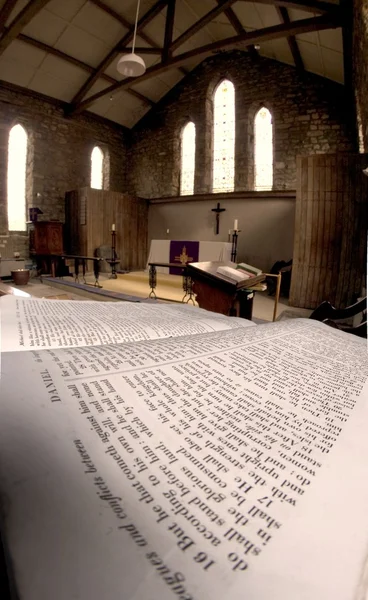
[7,124,27,231]
[180,122,196,195]
[213,79,235,193]
[91,146,104,189]
[254,107,273,191]
[357,107,365,153]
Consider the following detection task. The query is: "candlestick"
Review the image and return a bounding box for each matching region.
[234,219,238,231]
[231,229,241,263]
[109,228,117,279]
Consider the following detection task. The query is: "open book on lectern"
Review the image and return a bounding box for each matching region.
[0,295,368,600]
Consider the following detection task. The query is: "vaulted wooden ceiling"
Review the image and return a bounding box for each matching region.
[0,0,346,128]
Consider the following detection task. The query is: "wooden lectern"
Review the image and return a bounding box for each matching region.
[187,261,255,320]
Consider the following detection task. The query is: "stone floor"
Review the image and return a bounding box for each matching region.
[0,273,312,322]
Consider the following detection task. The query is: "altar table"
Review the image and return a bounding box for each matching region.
[146,240,232,274]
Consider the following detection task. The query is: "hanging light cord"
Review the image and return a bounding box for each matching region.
[132,0,141,54]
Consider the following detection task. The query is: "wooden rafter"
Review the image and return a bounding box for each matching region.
[0,0,18,34]
[71,13,340,115]
[0,0,52,56]
[125,47,162,55]
[239,0,338,15]
[276,7,304,71]
[171,0,237,53]
[163,0,176,62]
[71,0,168,107]
[127,88,155,106]
[89,0,188,77]
[89,0,163,53]
[215,0,259,58]
[17,34,154,106]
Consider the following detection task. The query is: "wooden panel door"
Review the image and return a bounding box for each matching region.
[290,154,368,309]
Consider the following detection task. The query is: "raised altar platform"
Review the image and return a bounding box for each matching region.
[146,240,231,274]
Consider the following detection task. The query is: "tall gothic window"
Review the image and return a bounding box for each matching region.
[7,124,27,231]
[91,146,104,189]
[213,79,235,193]
[254,107,273,191]
[180,121,196,195]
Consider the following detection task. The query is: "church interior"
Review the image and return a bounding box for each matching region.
[0,0,367,320]
[1,3,368,597]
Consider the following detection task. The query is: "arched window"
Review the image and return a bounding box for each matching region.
[91,146,104,189]
[213,79,235,193]
[254,107,273,191]
[7,124,27,231]
[180,122,196,195]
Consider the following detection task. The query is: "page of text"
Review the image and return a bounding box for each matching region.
[1,319,368,600]
[0,296,255,352]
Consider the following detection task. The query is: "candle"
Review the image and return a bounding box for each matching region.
[228,229,231,235]
[234,219,238,230]
[112,224,115,231]
[167,229,169,234]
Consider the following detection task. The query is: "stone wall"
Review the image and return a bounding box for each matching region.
[129,51,355,198]
[353,0,368,151]
[0,85,128,258]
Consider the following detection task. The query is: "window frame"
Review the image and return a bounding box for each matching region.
[91,145,104,190]
[7,123,28,232]
[212,78,235,194]
[179,121,196,196]
[254,106,274,192]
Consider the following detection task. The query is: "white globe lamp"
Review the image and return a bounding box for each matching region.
[117,0,146,78]
[117,52,146,77]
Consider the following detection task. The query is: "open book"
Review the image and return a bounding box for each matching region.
[1,297,368,600]
[216,265,265,287]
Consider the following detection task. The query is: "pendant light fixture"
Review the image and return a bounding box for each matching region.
[117,0,146,78]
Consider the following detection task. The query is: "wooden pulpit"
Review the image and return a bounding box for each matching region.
[187,261,254,320]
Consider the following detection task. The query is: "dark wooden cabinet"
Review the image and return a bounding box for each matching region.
[30,221,64,275]
[31,221,64,255]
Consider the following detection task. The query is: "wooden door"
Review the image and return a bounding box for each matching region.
[290,154,368,309]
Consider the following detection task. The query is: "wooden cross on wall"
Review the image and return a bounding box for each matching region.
[211,202,226,235]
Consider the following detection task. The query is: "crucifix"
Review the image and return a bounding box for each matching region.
[211,202,226,235]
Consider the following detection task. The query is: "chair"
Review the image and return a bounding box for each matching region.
[309,297,367,338]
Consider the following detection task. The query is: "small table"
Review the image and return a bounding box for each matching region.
[148,262,195,304]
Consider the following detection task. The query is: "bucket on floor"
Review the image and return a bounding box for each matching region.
[11,269,30,285]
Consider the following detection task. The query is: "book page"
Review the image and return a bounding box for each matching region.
[0,296,255,352]
[0,320,368,600]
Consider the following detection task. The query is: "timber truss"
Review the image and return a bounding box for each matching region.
[0,0,349,121]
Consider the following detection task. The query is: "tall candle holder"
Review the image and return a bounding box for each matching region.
[108,226,118,279]
[231,229,241,263]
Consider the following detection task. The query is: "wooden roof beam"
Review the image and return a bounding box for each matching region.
[89,0,188,79]
[276,7,304,71]
[239,0,339,15]
[0,0,52,56]
[70,0,168,107]
[125,47,162,55]
[17,34,154,107]
[0,0,18,34]
[170,0,238,53]
[215,0,259,58]
[71,13,340,115]
[163,0,176,62]
[89,0,161,52]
